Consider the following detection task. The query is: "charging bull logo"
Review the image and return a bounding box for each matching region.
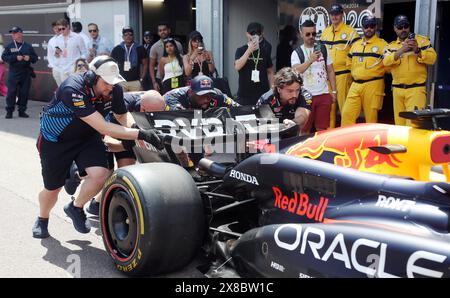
[286,124,402,170]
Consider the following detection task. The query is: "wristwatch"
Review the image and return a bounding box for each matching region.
[332,91,337,94]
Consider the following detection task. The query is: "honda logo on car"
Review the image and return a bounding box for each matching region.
[376,195,416,212]
[274,224,447,278]
[273,187,328,222]
[229,170,259,185]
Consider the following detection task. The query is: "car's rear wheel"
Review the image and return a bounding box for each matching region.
[100,163,205,276]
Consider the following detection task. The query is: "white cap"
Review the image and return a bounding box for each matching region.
[89,55,125,85]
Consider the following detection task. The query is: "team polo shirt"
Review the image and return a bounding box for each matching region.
[256,89,310,120]
[40,73,127,143]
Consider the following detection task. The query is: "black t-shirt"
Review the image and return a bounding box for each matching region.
[164,87,239,111]
[111,44,147,81]
[256,89,310,121]
[235,44,273,100]
[40,73,127,143]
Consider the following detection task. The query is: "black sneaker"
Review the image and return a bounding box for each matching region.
[18,111,29,118]
[64,163,81,195]
[86,198,100,216]
[32,217,50,239]
[64,201,91,234]
[5,111,12,119]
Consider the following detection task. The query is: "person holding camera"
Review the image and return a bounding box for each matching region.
[383,15,437,126]
[341,15,388,126]
[33,56,164,238]
[235,22,274,106]
[291,20,336,133]
[183,31,215,79]
[1,26,38,119]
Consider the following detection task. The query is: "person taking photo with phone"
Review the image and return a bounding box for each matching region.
[383,15,436,126]
[183,30,215,79]
[291,20,336,133]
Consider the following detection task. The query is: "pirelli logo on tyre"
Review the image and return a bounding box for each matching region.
[116,249,142,273]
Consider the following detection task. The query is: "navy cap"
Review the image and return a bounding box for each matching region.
[190,75,217,96]
[394,15,410,27]
[9,26,23,33]
[143,31,151,37]
[122,26,134,34]
[362,15,377,27]
[330,4,344,15]
[247,22,263,35]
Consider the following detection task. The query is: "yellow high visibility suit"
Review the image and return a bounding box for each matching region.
[321,22,360,128]
[383,34,437,125]
[341,35,388,126]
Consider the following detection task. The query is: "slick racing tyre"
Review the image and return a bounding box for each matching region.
[100,163,205,276]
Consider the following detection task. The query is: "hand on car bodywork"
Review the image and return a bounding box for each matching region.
[138,129,164,150]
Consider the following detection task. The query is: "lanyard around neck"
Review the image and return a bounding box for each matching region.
[14,40,23,52]
[251,49,261,70]
[125,43,134,62]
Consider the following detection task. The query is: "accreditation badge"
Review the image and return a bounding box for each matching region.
[251,70,260,83]
[171,77,179,89]
[124,61,131,72]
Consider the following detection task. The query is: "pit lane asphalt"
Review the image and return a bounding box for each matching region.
[0,98,204,278]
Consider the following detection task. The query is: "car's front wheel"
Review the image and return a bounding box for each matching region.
[100,163,205,276]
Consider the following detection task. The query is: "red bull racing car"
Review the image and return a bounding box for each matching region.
[99,106,450,278]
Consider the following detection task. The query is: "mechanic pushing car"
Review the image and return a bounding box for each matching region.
[256,67,311,134]
[64,90,168,216]
[33,56,164,239]
[164,75,240,111]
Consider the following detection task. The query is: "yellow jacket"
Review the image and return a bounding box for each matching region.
[321,22,360,73]
[383,34,436,85]
[347,35,388,81]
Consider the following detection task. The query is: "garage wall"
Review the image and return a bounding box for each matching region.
[223,0,278,97]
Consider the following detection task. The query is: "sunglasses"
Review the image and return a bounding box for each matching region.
[363,24,376,29]
[305,32,317,37]
[123,32,134,36]
[58,27,66,31]
[163,38,174,43]
[396,24,410,30]
[88,29,98,33]
[77,63,86,68]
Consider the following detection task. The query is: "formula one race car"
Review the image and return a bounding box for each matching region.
[99,107,450,278]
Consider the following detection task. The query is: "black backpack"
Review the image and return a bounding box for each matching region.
[294,44,328,64]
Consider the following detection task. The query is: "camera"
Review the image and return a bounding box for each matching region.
[408,32,416,40]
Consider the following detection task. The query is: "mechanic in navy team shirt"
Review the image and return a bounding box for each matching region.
[164,75,240,111]
[256,67,311,134]
[33,56,163,239]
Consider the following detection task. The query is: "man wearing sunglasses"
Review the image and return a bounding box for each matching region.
[51,19,88,86]
[383,15,437,126]
[321,3,360,128]
[291,20,336,133]
[86,23,112,62]
[342,15,388,126]
[111,26,149,92]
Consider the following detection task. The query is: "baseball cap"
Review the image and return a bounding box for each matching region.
[394,15,410,27]
[330,3,344,15]
[189,30,203,41]
[89,56,125,85]
[190,75,217,96]
[362,15,377,27]
[122,26,134,35]
[144,31,152,37]
[247,22,263,35]
[9,26,23,33]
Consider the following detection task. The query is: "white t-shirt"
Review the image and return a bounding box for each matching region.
[291,45,332,96]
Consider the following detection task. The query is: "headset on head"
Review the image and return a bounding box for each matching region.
[84,57,117,86]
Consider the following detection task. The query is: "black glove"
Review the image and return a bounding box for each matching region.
[138,129,164,150]
[121,139,136,151]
